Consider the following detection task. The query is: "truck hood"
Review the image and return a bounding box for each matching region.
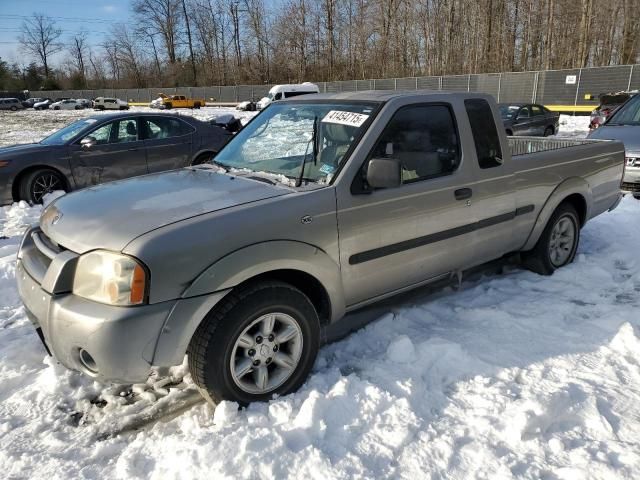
[588,125,640,155]
[40,167,293,253]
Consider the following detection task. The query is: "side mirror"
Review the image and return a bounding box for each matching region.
[80,137,96,150]
[366,158,402,189]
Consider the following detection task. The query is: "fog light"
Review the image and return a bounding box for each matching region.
[78,349,98,374]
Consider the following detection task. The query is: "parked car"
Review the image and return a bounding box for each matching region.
[256,83,319,109]
[0,112,232,204]
[236,100,257,111]
[33,98,54,110]
[51,99,84,110]
[22,97,46,108]
[210,114,243,133]
[588,92,640,198]
[76,98,92,109]
[93,97,129,110]
[0,98,25,111]
[15,91,624,406]
[499,103,560,136]
[150,93,205,109]
[589,91,636,130]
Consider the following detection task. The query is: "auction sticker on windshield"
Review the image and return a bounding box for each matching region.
[322,110,369,127]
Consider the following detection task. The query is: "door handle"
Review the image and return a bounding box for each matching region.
[454,188,472,200]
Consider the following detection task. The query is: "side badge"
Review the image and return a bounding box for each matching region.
[301,215,313,225]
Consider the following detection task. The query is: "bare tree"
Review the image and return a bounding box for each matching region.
[68,31,89,87]
[19,13,64,79]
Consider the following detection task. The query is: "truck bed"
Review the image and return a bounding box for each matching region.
[508,136,605,156]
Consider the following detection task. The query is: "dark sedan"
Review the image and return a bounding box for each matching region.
[0,112,233,204]
[499,103,560,137]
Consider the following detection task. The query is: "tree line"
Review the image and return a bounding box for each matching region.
[1,0,639,92]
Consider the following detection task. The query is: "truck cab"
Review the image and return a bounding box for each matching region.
[17,91,624,406]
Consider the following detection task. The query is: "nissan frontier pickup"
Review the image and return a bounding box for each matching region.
[17,91,624,405]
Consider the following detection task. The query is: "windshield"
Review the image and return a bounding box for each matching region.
[213,102,377,185]
[606,94,640,125]
[266,93,274,100]
[499,105,520,119]
[40,118,98,145]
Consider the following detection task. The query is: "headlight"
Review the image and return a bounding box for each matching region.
[73,250,148,306]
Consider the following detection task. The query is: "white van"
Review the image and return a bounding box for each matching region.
[93,97,129,110]
[256,83,319,109]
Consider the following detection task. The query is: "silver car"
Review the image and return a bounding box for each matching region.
[588,93,640,198]
[0,98,25,111]
[17,91,624,405]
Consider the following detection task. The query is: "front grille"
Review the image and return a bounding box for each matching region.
[21,229,66,284]
[621,182,640,193]
[626,157,640,167]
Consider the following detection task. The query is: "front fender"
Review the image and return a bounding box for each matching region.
[150,241,345,367]
[183,240,346,321]
[522,176,592,251]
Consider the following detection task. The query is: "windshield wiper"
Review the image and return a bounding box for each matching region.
[211,159,230,172]
[296,116,319,187]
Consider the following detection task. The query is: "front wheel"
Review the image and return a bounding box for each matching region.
[188,281,320,405]
[544,126,554,137]
[19,168,66,204]
[523,202,580,275]
[10,106,17,111]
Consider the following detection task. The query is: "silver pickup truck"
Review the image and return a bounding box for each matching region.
[16,91,624,405]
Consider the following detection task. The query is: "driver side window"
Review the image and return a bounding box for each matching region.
[367,104,460,184]
[85,123,112,145]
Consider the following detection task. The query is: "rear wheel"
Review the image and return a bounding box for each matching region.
[10,106,17,111]
[194,102,201,109]
[188,281,320,405]
[505,129,513,136]
[19,168,66,204]
[544,126,554,137]
[523,202,580,275]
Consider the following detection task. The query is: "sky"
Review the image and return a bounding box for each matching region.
[0,0,131,66]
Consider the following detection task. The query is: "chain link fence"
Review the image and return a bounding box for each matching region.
[43,64,639,108]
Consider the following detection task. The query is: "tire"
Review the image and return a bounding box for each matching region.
[18,168,66,204]
[53,106,60,110]
[523,202,580,275]
[165,102,172,109]
[544,126,554,137]
[506,129,513,136]
[75,105,81,110]
[633,193,640,200]
[10,106,17,111]
[188,281,320,405]
[191,152,214,165]
[194,102,201,109]
[97,105,105,111]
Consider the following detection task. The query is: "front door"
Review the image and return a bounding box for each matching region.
[70,118,148,188]
[337,103,477,307]
[142,116,194,173]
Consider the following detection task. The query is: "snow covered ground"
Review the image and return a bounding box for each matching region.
[1,110,639,479]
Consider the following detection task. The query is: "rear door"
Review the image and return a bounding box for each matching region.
[336,102,477,307]
[513,106,533,135]
[69,117,148,187]
[142,116,194,172]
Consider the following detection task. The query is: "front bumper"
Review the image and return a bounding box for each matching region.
[16,227,229,384]
[622,166,640,193]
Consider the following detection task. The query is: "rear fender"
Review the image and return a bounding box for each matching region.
[522,176,592,251]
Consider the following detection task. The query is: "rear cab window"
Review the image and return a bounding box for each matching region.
[464,98,503,169]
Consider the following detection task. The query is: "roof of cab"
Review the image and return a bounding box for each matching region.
[282,89,492,103]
